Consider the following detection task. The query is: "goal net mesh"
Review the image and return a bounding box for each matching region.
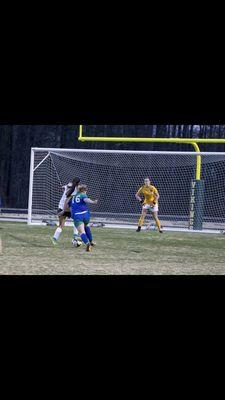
[29,149,225,230]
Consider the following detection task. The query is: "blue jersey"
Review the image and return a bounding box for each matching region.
[69,192,89,218]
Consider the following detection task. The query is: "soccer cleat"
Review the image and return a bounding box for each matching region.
[51,237,58,246]
[159,229,163,234]
[86,243,92,252]
[136,227,141,232]
[90,241,96,247]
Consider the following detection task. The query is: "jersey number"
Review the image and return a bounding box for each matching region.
[72,196,81,204]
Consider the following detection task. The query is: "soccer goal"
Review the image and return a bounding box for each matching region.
[28,148,225,232]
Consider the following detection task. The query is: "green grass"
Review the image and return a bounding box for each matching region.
[0,222,225,275]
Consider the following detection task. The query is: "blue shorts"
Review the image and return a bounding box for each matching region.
[73,211,91,227]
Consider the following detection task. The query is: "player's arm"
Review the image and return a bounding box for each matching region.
[152,188,159,205]
[84,197,98,205]
[135,188,143,204]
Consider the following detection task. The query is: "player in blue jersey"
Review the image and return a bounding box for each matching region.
[68,184,98,252]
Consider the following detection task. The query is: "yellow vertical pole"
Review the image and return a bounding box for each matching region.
[79,125,83,140]
[190,142,201,180]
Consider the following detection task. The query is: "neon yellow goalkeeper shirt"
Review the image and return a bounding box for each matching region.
[137,185,159,205]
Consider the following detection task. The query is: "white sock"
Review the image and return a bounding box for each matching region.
[53,227,62,241]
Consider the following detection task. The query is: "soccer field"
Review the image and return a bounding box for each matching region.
[0,222,225,275]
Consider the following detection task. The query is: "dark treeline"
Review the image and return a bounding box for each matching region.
[1,125,225,209]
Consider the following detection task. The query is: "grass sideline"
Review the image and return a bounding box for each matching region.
[0,222,225,275]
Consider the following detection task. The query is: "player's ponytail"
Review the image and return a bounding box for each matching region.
[66,177,81,198]
[72,177,81,186]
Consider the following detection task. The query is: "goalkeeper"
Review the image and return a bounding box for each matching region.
[135,178,163,233]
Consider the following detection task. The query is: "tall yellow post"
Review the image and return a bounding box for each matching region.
[79,125,83,141]
[189,142,201,180]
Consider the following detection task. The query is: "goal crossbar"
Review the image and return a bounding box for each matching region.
[30,148,225,155]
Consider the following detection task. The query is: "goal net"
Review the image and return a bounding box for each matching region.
[28,149,225,231]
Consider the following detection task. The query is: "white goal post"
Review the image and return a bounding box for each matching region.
[28,148,225,232]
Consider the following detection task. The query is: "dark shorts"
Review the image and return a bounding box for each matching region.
[57,208,71,218]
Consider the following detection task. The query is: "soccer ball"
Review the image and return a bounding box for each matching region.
[72,239,82,247]
[146,224,157,231]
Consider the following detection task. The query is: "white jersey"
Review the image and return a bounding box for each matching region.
[58,185,78,210]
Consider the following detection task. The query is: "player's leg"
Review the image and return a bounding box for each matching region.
[152,211,163,233]
[75,218,92,252]
[73,225,80,241]
[52,212,66,245]
[84,214,95,246]
[137,206,148,232]
[72,222,82,247]
[71,209,82,246]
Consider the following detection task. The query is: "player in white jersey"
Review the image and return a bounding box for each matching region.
[52,177,82,246]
